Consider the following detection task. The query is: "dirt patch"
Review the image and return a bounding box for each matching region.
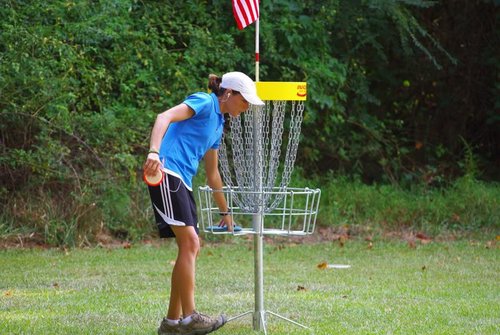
[1,225,497,249]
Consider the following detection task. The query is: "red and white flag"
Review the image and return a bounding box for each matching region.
[232,0,260,30]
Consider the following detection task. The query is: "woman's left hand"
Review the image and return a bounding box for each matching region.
[218,215,234,232]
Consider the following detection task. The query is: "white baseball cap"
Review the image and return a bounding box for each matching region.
[220,72,265,106]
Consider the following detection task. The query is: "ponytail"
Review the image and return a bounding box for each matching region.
[208,74,225,96]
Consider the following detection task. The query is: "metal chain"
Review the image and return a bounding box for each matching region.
[267,101,304,210]
[218,100,305,213]
[263,101,285,206]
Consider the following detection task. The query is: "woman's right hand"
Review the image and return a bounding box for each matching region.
[143,153,162,176]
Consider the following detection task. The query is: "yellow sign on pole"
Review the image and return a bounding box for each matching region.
[256,82,307,101]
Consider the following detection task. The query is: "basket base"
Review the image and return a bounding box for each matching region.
[228,309,312,334]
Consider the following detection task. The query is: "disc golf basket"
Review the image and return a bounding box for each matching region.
[198,81,321,334]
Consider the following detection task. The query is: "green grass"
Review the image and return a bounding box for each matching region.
[314,176,499,235]
[1,238,499,334]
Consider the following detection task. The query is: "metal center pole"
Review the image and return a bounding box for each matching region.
[252,122,266,331]
[253,210,265,331]
[252,17,266,332]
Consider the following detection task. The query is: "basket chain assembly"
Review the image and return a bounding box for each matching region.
[219,100,304,213]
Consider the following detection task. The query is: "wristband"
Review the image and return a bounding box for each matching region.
[219,212,230,216]
[148,149,159,155]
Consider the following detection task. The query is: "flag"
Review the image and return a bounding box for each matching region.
[232,0,259,30]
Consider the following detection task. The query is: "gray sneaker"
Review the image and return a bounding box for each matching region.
[179,311,227,335]
[158,318,182,335]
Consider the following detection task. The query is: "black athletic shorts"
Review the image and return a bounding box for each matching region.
[148,172,198,238]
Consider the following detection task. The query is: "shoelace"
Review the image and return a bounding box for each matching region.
[192,311,213,323]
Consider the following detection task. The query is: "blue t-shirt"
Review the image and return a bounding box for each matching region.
[159,92,224,190]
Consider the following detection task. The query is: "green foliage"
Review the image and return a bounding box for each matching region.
[255,0,496,185]
[0,0,497,246]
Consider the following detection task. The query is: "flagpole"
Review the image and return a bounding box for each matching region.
[255,18,260,82]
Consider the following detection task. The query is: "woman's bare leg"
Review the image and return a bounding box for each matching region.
[166,226,199,320]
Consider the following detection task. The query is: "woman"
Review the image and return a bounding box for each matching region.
[143,72,264,335]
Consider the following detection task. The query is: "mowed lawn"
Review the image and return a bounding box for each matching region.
[0,237,499,335]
